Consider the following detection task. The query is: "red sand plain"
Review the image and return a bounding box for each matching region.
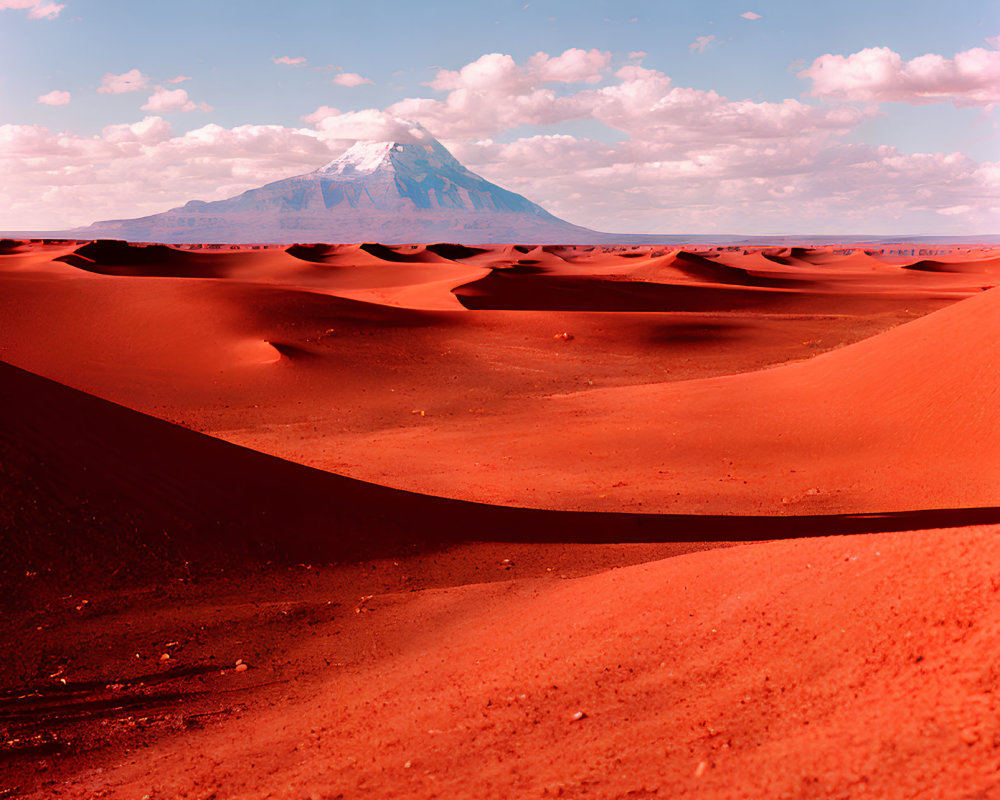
[1,238,999,798]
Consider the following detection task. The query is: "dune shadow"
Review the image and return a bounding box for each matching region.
[3,359,996,596]
[485,505,1000,544]
[452,272,793,313]
[53,240,229,279]
[642,319,748,345]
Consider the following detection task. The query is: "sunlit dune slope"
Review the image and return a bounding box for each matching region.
[334,284,1000,513]
[25,515,1000,800]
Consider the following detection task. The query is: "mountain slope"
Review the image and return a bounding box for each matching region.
[74,128,603,244]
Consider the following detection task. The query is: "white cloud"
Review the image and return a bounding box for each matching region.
[37,89,70,105]
[167,75,192,84]
[388,49,615,138]
[801,46,1000,106]
[0,120,334,229]
[300,105,340,126]
[274,56,307,66]
[428,48,611,92]
[141,87,212,113]
[309,109,431,145]
[526,48,611,83]
[455,135,1000,234]
[690,35,716,55]
[333,72,374,87]
[387,55,865,142]
[741,11,762,20]
[98,69,149,95]
[101,115,173,145]
[0,0,63,19]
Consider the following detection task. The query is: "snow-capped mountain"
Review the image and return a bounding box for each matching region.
[74,127,603,244]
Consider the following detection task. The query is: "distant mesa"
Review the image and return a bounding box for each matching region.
[72,124,604,245]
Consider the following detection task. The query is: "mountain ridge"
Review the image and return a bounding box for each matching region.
[69,127,604,244]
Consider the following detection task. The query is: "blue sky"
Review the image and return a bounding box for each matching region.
[2,0,998,234]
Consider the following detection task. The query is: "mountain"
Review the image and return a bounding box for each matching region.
[72,128,604,244]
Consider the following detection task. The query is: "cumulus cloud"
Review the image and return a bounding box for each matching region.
[98,69,149,95]
[37,89,70,105]
[0,119,335,229]
[526,48,611,83]
[101,115,173,145]
[388,49,615,138]
[741,11,762,20]
[0,0,63,19]
[332,72,374,87]
[690,35,716,54]
[141,86,212,113]
[300,105,340,126]
[454,134,1000,234]
[428,48,611,93]
[308,109,431,145]
[801,46,1000,106]
[386,55,865,142]
[167,75,192,84]
[274,56,307,66]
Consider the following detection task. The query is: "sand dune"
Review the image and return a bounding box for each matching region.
[3,353,999,799]
[1,239,996,516]
[1,359,740,589]
[3,364,997,797]
[5,358,989,588]
[41,523,996,800]
[329,283,1000,514]
[2,238,999,798]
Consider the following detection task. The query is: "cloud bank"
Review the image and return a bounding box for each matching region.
[801,46,1000,106]
[4,47,998,234]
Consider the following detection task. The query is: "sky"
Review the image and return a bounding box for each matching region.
[1,0,998,235]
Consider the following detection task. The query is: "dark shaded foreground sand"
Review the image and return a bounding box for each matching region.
[2,239,999,799]
[3,361,999,799]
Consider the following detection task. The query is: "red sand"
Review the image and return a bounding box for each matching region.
[1,239,999,798]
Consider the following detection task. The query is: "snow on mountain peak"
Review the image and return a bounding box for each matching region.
[316,141,398,176]
[313,116,444,176]
[313,122,465,178]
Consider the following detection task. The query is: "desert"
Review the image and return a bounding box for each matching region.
[4,2,1000,796]
[2,237,999,798]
